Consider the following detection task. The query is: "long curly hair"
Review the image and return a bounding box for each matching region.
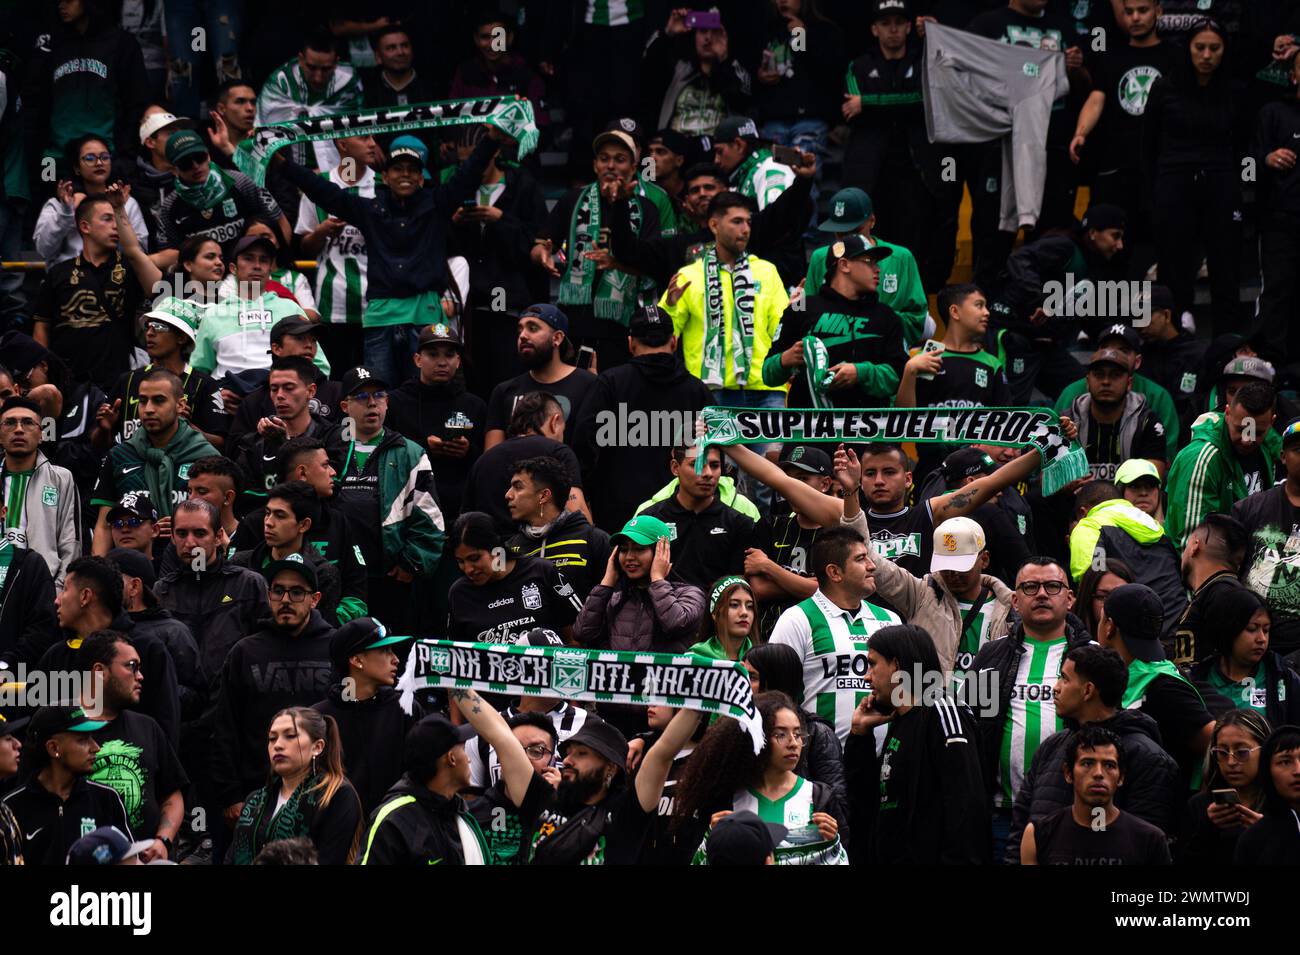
[669,691,801,832]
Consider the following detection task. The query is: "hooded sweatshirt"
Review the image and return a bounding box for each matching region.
[209,609,335,806]
[314,684,422,817]
[387,377,488,524]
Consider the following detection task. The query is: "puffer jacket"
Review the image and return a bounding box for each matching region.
[795,713,848,809]
[1005,708,1181,863]
[572,578,705,653]
[870,557,1015,679]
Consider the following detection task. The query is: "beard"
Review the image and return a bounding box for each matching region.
[519,338,554,370]
[556,767,606,813]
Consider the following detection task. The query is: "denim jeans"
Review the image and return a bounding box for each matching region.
[363,324,421,387]
[712,388,786,516]
[165,0,244,119]
[761,118,828,215]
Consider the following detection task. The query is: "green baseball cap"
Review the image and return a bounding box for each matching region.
[612,515,672,547]
[1114,459,1161,487]
[144,296,201,343]
[818,188,873,232]
[165,128,208,165]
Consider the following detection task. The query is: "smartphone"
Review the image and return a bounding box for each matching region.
[685,11,723,30]
[444,424,472,440]
[577,346,596,372]
[772,144,802,167]
[1211,788,1241,806]
[462,198,478,210]
[916,339,946,381]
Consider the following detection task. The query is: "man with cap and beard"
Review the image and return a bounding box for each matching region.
[483,305,596,451]
[1097,582,1214,781]
[1068,346,1168,484]
[530,707,702,865]
[570,305,715,531]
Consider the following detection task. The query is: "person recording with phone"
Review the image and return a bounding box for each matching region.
[1178,709,1270,866]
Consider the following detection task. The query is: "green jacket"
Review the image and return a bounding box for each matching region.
[341,429,445,577]
[1165,412,1282,549]
[806,237,928,345]
[634,475,760,522]
[1054,374,1179,460]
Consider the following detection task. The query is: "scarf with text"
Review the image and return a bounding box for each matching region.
[802,335,834,409]
[233,96,538,187]
[556,182,648,326]
[701,245,756,388]
[398,640,763,753]
[696,405,1088,496]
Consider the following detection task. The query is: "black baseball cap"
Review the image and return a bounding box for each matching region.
[263,553,319,591]
[940,448,997,488]
[1081,203,1127,233]
[521,627,565,648]
[779,445,832,477]
[107,547,157,590]
[0,706,30,742]
[1103,583,1166,663]
[407,713,476,764]
[706,810,788,865]
[330,617,412,670]
[66,826,154,866]
[417,322,464,352]
[28,705,108,745]
[341,366,390,396]
[628,305,673,346]
[521,303,569,333]
[871,0,910,19]
[0,330,53,380]
[714,116,761,143]
[1096,322,1142,352]
[1142,284,1176,314]
[826,234,891,268]
[269,314,317,345]
[107,490,157,524]
[650,129,692,158]
[558,716,628,769]
[232,234,277,259]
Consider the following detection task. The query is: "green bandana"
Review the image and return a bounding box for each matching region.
[802,336,834,409]
[122,419,216,518]
[1122,659,1203,709]
[234,96,538,187]
[696,405,1089,496]
[701,245,756,388]
[556,183,649,325]
[173,166,234,211]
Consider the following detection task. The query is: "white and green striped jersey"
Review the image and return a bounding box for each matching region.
[585,0,644,26]
[691,777,848,865]
[2,469,33,543]
[190,293,331,380]
[295,167,375,325]
[770,590,902,742]
[256,59,363,171]
[995,636,1069,808]
[953,598,997,687]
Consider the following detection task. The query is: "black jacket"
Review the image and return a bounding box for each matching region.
[210,610,335,806]
[639,494,766,593]
[154,556,269,694]
[281,137,500,301]
[359,773,476,865]
[226,374,344,451]
[313,684,423,817]
[37,613,182,749]
[1005,708,1181,863]
[842,40,942,194]
[1233,808,1300,865]
[1139,331,1209,434]
[462,434,583,533]
[128,603,204,721]
[1,772,131,865]
[1254,97,1300,222]
[1178,789,1259,866]
[231,415,345,510]
[990,234,1104,342]
[969,614,1095,799]
[570,352,715,531]
[231,540,342,626]
[0,545,58,669]
[447,164,548,311]
[795,713,848,809]
[506,510,612,602]
[1191,651,1300,728]
[387,377,488,524]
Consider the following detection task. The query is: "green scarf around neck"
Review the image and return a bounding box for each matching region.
[123,419,215,518]
[1123,658,1202,709]
[732,146,774,200]
[173,165,234,212]
[701,245,756,388]
[557,182,648,326]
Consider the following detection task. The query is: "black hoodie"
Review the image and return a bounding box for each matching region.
[313,684,423,816]
[210,609,335,807]
[128,602,204,721]
[570,351,715,531]
[387,377,488,524]
[505,509,612,602]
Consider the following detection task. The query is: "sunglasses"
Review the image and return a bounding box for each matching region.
[175,153,209,171]
[111,517,148,529]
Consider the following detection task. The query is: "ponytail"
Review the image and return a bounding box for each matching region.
[275,707,362,863]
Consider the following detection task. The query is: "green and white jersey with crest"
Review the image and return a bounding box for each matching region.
[692,777,848,865]
[295,166,376,325]
[770,590,902,742]
[995,636,1070,808]
[953,598,998,687]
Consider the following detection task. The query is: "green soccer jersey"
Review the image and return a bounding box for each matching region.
[1206,661,1269,715]
[770,590,902,742]
[996,636,1070,808]
[953,598,997,687]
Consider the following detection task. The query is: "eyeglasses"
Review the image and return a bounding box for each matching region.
[523,743,554,760]
[269,585,312,602]
[81,152,112,164]
[0,417,40,431]
[1211,745,1261,763]
[121,660,142,673]
[1017,580,1067,596]
[350,390,388,403]
[769,730,809,745]
[175,153,208,171]
[111,517,146,529]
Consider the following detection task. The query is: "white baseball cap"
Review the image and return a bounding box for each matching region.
[139,111,181,145]
[930,517,986,573]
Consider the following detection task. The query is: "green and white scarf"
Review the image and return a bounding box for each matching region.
[0,539,14,593]
[731,146,774,200]
[398,639,764,753]
[802,336,834,409]
[556,182,646,325]
[701,246,756,388]
[234,95,539,188]
[173,166,234,211]
[696,405,1089,496]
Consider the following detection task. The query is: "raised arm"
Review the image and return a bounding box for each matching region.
[449,687,534,809]
[107,183,162,293]
[721,443,842,527]
[635,707,702,813]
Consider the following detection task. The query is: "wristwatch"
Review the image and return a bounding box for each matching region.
[157,835,174,855]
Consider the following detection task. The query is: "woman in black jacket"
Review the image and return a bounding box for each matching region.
[1233,724,1300,864]
[1141,18,1243,326]
[1178,709,1270,865]
[742,643,846,809]
[1190,586,1300,727]
[228,707,363,865]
